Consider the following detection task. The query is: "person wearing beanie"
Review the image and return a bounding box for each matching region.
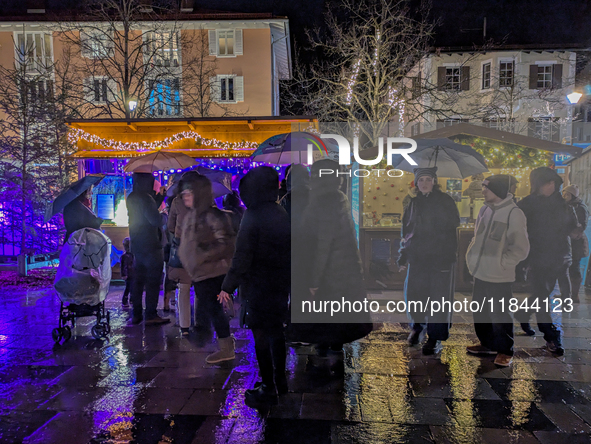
[465,175,530,367]
[559,184,589,303]
[398,166,460,355]
[515,167,578,355]
[127,172,171,325]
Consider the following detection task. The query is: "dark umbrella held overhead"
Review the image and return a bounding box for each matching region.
[386,138,488,178]
[251,132,340,165]
[196,166,232,198]
[44,174,105,223]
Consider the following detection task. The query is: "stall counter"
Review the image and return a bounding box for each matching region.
[360,226,475,292]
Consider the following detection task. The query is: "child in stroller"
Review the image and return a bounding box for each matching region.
[52,227,112,343]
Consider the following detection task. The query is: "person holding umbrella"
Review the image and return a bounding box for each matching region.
[127,172,170,326]
[397,167,460,355]
[63,188,103,244]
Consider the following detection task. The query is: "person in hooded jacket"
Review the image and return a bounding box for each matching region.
[558,184,589,303]
[398,167,460,355]
[295,160,372,353]
[167,171,202,335]
[178,174,237,364]
[218,166,291,405]
[223,190,245,234]
[516,167,578,355]
[127,173,170,325]
[63,189,103,244]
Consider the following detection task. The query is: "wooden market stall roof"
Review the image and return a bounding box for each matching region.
[416,123,583,156]
[66,116,318,159]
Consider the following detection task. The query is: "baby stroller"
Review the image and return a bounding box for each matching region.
[52,228,112,343]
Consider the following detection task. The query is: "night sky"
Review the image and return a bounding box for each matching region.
[2,0,590,49]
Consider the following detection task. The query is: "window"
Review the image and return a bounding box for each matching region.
[15,32,52,71]
[537,65,552,89]
[210,75,244,103]
[146,31,180,67]
[218,30,234,56]
[482,63,491,89]
[148,78,181,117]
[528,117,560,142]
[20,78,53,106]
[445,67,461,91]
[499,61,514,87]
[93,79,108,103]
[411,74,421,94]
[411,122,420,136]
[208,29,243,57]
[84,77,114,104]
[81,31,113,59]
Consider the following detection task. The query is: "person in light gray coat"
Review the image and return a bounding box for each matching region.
[465,175,529,367]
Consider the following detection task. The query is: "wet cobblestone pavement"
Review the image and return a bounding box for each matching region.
[1,285,591,443]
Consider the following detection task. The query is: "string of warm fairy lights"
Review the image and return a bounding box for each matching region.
[67,128,259,153]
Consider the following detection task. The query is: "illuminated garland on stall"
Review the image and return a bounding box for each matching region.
[454,137,550,168]
[67,128,259,153]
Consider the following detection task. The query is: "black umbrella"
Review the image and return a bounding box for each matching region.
[45,175,105,223]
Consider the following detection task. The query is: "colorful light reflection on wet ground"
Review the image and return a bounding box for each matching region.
[0,285,591,443]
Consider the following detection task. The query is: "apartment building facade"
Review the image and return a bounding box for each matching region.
[406,48,579,143]
[0,5,292,119]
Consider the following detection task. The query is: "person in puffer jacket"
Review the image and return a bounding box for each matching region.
[178,174,236,364]
[465,175,530,367]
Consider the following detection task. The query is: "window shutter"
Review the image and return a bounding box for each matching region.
[529,65,538,89]
[461,66,470,91]
[107,79,117,102]
[437,67,446,91]
[234,29,243,55]
[234,76,244,101]
[552,64,563,89]
[83,78,94,102]
[209,76,220,102]
[208,30,217,56]
[80,32,91,58]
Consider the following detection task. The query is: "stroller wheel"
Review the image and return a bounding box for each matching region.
[52,328,62,343]
[91,325,103,339]
[62,326,72,342]
[102,322,111,335]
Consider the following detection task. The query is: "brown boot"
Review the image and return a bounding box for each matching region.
[206,336,235,364]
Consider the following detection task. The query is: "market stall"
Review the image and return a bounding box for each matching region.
[66,116,317,275]
[354,124,582,291]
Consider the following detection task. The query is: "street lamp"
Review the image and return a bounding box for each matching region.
[128,100,137,113]
[567,92,583,105]
[566,92,582,145]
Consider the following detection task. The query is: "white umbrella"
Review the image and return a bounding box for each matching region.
[124,151,197,173]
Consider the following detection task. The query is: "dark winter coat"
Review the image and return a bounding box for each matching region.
[518,191,578,268]
[291,165,372,345]
[221,167,291,329]
[398,189,460,267]
[63,199,103,244]
[127,173,163,255]
[568,198,589,260]
[301,188,364,295]
[120,252,134,279]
